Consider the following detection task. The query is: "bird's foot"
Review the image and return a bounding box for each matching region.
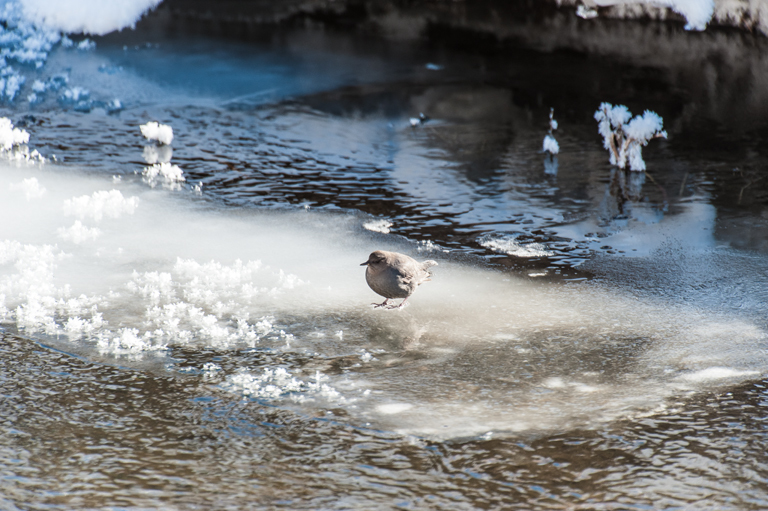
[372,299,390,308]
[386,299,409,310]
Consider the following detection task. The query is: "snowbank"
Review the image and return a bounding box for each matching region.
[9,0,163,35]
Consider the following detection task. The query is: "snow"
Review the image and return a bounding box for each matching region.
[0,72,25,101]
[543,108,559,155]
[479,235,554,258]
[592,0,715,30]
[11,0,163,36]
[142,162,185,189]
[9,177,46,200]
[63,189,140,221]
[594,102,667,171]
[678,367,759,382]
[223,368,345,404]
[76,38,95,51]
[57,220,102,244]
[363,219,393,234]
[140,121,174,145]
[543,134,559,155]
[0,117,29,150]
[61,86,89,103]
[577,5,599,19]
[657,0,715,31]
[377,403,413,414]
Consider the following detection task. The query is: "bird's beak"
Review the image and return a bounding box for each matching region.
[360,261,369,266]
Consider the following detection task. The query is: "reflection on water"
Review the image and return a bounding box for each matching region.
[2,5,768,509]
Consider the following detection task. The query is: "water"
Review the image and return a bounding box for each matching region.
[2,6,768,509]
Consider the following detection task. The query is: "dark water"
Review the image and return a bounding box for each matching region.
[2,6,768,510]
[4,332,768,509]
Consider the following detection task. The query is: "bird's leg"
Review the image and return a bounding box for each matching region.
[389,297,409,309]
[372,298,390,308]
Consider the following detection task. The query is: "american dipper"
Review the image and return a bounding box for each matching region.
[360,250,437,309]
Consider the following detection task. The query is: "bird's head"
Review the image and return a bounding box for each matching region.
[360,250,387,268]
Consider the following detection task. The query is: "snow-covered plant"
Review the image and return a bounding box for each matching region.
[140,121,173,145]
[594,102,667,172]
[142,162,185,190]
[0,117,29,150]
[543,107,559,155]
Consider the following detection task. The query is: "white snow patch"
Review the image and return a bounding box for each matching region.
[543,377,566,388]
[0,117,29,150]
[576,4,599,19]
[363,219,392,234]
[60,86,89,102]
[678,367,759,382]
[57,220,101,244]
[12,0,163,36]
[140,121,173,145]
[594,0,714,31]
[223,368,346,404]
[63,189,139,221]
[479,235,554,258]
[417,239,449,253]
[0,240,103,336]
[543,107,559,155]
[9,177,45,200]
[142,162,185,189]
[96,327,167,357]
[0,71,25,101]
[76,38,95,51]
[377,403,413,414]
[543,134,559,155]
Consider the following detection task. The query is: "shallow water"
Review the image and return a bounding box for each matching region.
[2,7,768,510]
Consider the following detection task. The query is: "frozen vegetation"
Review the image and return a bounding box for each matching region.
[140,121,174,146]
[542,107,559,155]
[139,122,185,189]
[0,117,29,150]
[595,103,667,171]
[0,117,42,161]
[142,162,185,189]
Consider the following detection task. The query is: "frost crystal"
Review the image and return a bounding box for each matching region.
[594,103,667,172]
[0,117,29,150]
[140,121,173,145]
[363,219,392,234]
[142,162,185,189]
[479,234,554,258]
[60,86,89,102]
[543,107,559,155]
[76,38,95,51]
[223,367,346,404]
[63,189,140,221]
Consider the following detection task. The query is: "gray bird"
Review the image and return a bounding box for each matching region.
[360,250,437,309]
